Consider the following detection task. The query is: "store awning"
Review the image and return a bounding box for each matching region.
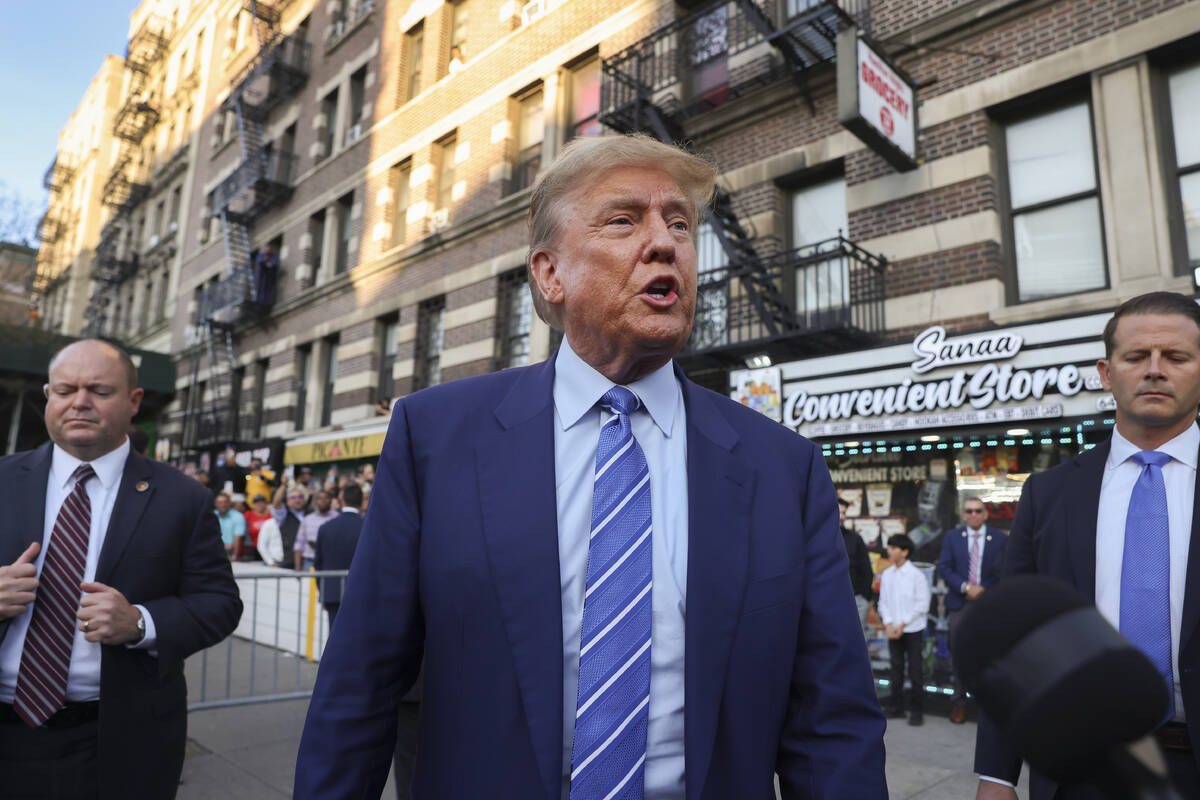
[0,324,175,396]
[284,419,390,464]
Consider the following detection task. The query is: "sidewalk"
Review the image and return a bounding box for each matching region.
[178,640,1024,799]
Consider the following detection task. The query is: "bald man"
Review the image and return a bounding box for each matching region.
[0,339,242,799]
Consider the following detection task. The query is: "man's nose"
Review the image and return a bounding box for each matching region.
[642,215,677,262]
[1146,352,1168,377]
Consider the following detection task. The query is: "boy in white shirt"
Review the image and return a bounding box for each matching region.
[879,533,932,726]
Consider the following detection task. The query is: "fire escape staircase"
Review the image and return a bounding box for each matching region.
[183,1,310,451]
[598,0,884,371]
[83,14,169,337]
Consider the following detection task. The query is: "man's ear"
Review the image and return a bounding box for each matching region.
[529,248,565,307]
[1096,358,1112,392]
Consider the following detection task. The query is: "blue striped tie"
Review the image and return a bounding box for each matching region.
[570,386,652,800]
[1120,450,1175,722]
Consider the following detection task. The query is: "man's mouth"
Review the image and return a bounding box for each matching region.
[642,276,679,305]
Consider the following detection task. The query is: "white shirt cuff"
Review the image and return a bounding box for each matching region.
[127,604,158,651]
[979,775,1015,788]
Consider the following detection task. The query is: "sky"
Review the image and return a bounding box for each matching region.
[0,2,141,226]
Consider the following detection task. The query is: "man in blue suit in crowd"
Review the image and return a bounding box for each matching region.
[938,495,1006,724]
[294,134,887,799]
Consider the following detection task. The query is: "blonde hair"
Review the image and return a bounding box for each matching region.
[525,134,717,329]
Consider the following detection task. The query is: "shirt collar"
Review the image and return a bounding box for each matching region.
[341,507,360,514]
[51,437,130,491]
[553,336,680,437]
[967,525,985,536]
[1109,422,1199,470]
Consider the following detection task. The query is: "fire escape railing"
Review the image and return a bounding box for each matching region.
[600,0,885,367]
[83,12,170,338]
[685,235,886,363]
[183,2,311,452]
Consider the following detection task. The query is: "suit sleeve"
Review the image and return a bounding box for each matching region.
[938,532,966,591]
[777,443,887,799]
[973,475,1041,783]
[852,535,874,600]
[141,484,243,667]
[295,402,424,799]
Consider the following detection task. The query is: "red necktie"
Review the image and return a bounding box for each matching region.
[14,463,96,727]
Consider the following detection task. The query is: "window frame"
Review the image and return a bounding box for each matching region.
[494,268,533,370]
[414,296,446,390]
[295,345,312,430]
[1158,58,1200,276]
[995,93,1111,305]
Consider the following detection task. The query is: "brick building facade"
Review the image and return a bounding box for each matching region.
[36,0,1200,473]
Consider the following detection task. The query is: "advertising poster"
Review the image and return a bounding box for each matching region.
[731,366,782,422]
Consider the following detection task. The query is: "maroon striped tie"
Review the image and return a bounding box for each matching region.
[14,463,95,727]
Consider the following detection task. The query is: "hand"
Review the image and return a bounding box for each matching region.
[976,780,1018,800]
[0,542,40,620]
[966,584,985,601]
[76,581,142,645]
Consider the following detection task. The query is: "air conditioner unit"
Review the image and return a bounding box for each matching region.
[346,123,363,144]
[329,19,345,40]
[149,234,160,248]
[430,208,451,231]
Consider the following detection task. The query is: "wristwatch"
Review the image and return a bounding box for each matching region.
[133,611,147,644]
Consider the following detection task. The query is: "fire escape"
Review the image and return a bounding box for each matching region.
[29,156,78,322]
[182,1,310,452]
[84,14,167,337]
[599,0,887,376]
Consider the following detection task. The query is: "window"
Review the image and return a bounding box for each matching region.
[295,345,312,429]
[335,192,354,273]
[252,358,268,439]
[792,177,849,320]
[496,270,532,369]
[193,30,204,74]
[309,209,326,278]
[155,200,166,237]
[415,296,445,390]
[378,315,399,401]
[404,24,424,102]
[437,136,457,212]
[170,186,182,228]
[156,267,169,320]
[390,159,412,246]
[569,57,602,139]
[448,0,469,72]
[511,88,544,193]
[691,222,729,350]
[230,366,244,437]
[320,89,339,158]
[320,336,339,427]
[1004,103,1106,302]
[1167,64,1200,271]
[347,66,367,143]
[685,7,729,110]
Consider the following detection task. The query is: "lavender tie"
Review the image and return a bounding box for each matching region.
[1120,450,1174,722]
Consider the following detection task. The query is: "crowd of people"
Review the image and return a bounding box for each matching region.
[200,453,375,570]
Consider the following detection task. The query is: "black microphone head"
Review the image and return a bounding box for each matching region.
[953,574,1170,782]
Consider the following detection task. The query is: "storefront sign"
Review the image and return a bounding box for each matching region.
[735,311,1114,439]
[837,27,918,172]
[911,325,1023,373]
[284,431,387,465]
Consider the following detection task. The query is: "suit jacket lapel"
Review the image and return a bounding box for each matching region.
[1179,439,1200,654]
[680,375,752,800]
[13,443,52,554]
[95,449,155,582]
[475,359,563,800]
[1066,442,1108,601]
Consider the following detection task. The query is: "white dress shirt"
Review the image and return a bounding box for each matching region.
[0,439,158,704]
[1096,422,1197,722]
[554,339,688,800]
[878,560,931,633]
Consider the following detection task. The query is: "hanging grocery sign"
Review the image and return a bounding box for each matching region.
[837,26,918,172]
[732,312,1116,439]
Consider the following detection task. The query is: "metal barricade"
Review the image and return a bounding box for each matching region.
[187,564,349,711]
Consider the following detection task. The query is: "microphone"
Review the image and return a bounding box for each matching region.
[953,574,1181,799]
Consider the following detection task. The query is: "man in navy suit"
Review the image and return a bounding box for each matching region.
[294,134,886,799]
[975,291,1200,800]
[313,484,364,627]
[937,495,1006,723]
[0,340,242,799]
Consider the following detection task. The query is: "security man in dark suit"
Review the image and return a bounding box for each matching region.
[0,339,242,799]
[976,292,1200,799]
